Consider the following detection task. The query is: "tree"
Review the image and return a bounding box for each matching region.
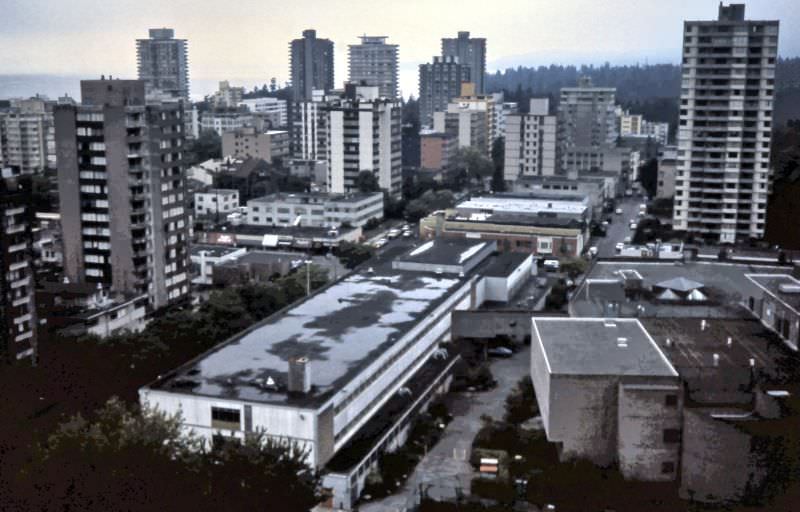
[187,129,222,164]
[336,242,375,269]
[490,137,506,192]
[19,398,320,511]
[355,170,381,193]
[453,147,494,185]
[637,157,658,198]
[404,189,455,222]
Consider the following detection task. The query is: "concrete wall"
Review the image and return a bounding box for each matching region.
[680,408,765,503]
[617,381,682,481]
[547,375,619,466]
[139,389,320,465]
[451,310,535,342]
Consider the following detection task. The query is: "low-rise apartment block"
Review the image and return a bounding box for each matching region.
[246,191,383,228]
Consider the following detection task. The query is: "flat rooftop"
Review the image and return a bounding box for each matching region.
[746,274,800,313]
[571,260,793,319]
[482,252,531,278]
[457,196,587,215]
[190,244,243,258]
[248,191,379,204]
[396,239,489,267]
[533,318,678,377]
[223,251,302,266]
[149,257,470,407]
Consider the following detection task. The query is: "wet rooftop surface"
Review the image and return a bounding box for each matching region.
[150,258,467,408]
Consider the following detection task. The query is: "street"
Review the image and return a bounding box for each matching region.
[593,196,646,258]
[360,346,532,512]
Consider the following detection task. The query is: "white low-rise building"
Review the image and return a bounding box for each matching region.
[246,192,383,228]
[141,239,530,510]
[194,188,240,217]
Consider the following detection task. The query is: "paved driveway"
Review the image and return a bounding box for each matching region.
[360,346,532,512]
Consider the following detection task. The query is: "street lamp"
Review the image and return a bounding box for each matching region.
[304,258,313,296]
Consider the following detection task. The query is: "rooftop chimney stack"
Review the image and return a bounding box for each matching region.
[288,356,311,393]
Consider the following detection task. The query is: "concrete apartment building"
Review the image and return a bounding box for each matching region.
[558,77,618,173]
[511,175,608,220]
[199,111,254,136]
[348,36,399,99]
[239,97,288,128]
[290,29,335,102]
[140,238,532,510]
[210,81,244,109]
[325,85,402,197]
[420,130,457,176]
[136,28,189,101]
[246,191,383,228]
[619,111,644,136]
[418,56,471,128]
[746,272,800,351]
[657,146,678,199]
[441,31,486,94]
[503,98,558,181]
[55,79,190,310]
[0,98,56,175]
[420,195,590,257]
[642,121,670,145]
[433,107,487,155]
[0,173,38,363]
[672,4,778,243]
[194,188,240,217]
[291,89,328,161]
[531,318,682,481]
[222,127,289,163]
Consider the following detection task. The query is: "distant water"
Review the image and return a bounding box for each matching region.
[0,74,279,102]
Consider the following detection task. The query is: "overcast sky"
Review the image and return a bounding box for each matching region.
[0,0,797,99]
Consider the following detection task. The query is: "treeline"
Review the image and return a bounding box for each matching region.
[489,58,800,127]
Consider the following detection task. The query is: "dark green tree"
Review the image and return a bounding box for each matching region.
[355,170,381,193]
[490,137,506,192]
[187,130,222,164]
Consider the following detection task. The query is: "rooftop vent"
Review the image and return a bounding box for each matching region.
[701,319,707,331]
[617,337,628,348]
[726,336,732,348]
[288,357,311,394]
[778,284,800,294]
[665,338,672,348]
[767,390,790,398]
[436,267,444,275]
[713,353,720,367]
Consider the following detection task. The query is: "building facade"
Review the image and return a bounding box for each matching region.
[325,85,402,197]
[672,3,778,242]
[420,131,456,174]
[504,98,558,181]
[136,28,189,101]
[210,81,245,109]
[222,127,289,163]
[239,97,288,128]
[55,79,190,310]
[290,29,335,102]
[0,98,56,175]
[0,174,38,363]
[418,56,471,128]
[657,146,678,199]
[194,188,240,217]
[441,31,486,94]
[348,36,399,99]
[247,191,383,228]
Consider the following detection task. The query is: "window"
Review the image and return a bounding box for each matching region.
[661,461,675,474]
[211,406,241,430]
[665,394,678,407]
[663,428,681,444]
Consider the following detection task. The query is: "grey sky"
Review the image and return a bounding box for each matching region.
[0,0,796,99]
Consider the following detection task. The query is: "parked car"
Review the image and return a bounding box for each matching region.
[624,236,632,243]
[629,222,638,230]
[588,246,599,257]
[386,229,400,239]
[402,230,412,238]
[615,242,625,252]
[615,208,623,215]
[543,259,560,271]
[487,347,514,358]
[373,238,388,249]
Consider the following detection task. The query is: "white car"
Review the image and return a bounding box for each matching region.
[629,222,638,230]
[543,259,560,271]
[588,246,598,257]
[615,208,623,215]
[373,238,388,249]
[402,230,412,238]
[386,229,400,239]
[624,236,632,243]
[601,220,609,227]
[615,242,625,252]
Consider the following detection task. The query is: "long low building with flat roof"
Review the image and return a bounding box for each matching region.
[140,238,532,510]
